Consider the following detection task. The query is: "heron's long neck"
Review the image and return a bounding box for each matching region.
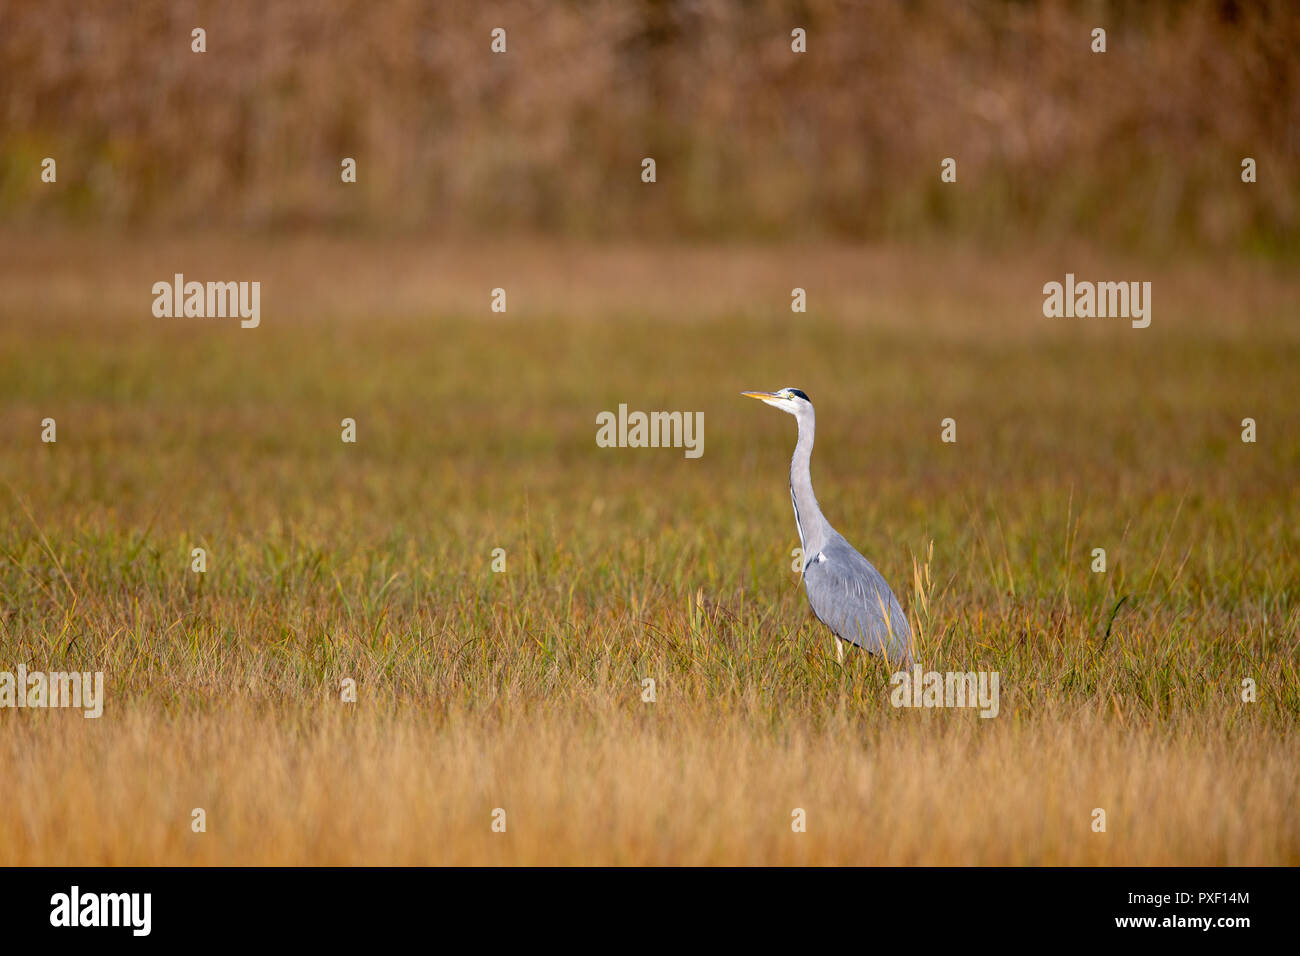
[790,413,830,558]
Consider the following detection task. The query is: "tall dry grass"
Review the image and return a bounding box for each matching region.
[3,704,1295,865]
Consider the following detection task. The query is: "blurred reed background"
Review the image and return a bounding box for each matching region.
[0,0,1296,252]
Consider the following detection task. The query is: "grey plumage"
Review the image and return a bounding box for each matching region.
[742,387,913,666]
[803,535,911,664]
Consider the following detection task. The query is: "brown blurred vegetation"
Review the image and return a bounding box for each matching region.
[1,0,1296,252]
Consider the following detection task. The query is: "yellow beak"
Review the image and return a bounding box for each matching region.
[741,391,777,401]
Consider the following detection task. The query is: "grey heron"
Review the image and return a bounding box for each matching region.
[742,387,913,666]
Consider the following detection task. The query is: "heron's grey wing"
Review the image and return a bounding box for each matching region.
[802,536,912,664]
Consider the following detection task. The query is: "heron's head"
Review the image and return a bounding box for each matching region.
[741,387,813,419]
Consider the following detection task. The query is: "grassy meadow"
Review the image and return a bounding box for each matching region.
[0,234,1296,864]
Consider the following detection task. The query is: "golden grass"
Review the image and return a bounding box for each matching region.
[0,234,1296,864]
[4,705,1295,866]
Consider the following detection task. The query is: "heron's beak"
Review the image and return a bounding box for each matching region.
[741,390,777,401]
